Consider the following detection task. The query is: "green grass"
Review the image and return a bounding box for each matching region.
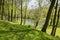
[47,27,60,36]
[0,20,60,40]
[36,26,60,37]
[37,26,60,36]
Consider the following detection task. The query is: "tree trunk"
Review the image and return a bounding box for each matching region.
[52,7,60,36]
[14,0,16,21]
[20,0,23,25]
[41,0,56,32]
[1,0,4,20]
[8,0,10,21]
[8,7,10,21]
[35,20,39,28]
[0,0,2,15]
[51,0,58,36]
[11,9,13,21]
[11,0,13,22]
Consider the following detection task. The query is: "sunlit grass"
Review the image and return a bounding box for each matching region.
[36,26,60,36]
[0,20,60,40]
[46,27,60,36]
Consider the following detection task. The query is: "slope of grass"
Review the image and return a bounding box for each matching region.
[47,27,60,36]
[0,20,60,40]
[37,26,60,37]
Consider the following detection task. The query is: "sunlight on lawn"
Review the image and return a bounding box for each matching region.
[47,27,60,36]
[37,26,60,37]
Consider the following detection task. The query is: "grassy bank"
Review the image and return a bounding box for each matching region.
[0,20,60,40]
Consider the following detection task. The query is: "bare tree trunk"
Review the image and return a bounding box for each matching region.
[0,0,2,17]
[20,0,23,25]
[51,0,58,36]
[41,0,56,32]
[1,0,4,20]
[35,20,39,28]
[8,0,10,21]
[52,7,60,36]
[11,0,13,22]
[11,9,13,21]
[14,0,16,21]
[8,7,10,21]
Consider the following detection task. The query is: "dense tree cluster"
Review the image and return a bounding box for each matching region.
[0,0,60,36]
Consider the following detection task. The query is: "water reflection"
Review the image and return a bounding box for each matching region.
[23,19,44,26]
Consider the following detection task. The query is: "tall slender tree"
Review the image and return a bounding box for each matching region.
[0,0,2,16]
[8,0,10,21]
[14,0,17,21]
[41,0,56,32]
[8,7,10,21]
[1,0,4,20]
[35,0,42,28]
[11,0,13,22]
[54,7,60,36]
[20,0,23,25]
[53,8,60,36]
[51,0,58,36]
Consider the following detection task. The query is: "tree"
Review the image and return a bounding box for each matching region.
[11,0,14,22]
[14,0,17,21]
[54,7,60,36]
[51,0,58,36]
[20,0,23,25]
[1,0,4,20]
[0,0,2,15]
[35,0,43,28]
[41,0,56,32]
[8,0,10,21]
[53,7,60,36]
[24,0,28,24]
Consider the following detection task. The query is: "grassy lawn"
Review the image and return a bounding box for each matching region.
[47,27,60,36]
[0,20,60,40]
[36,26,60,37]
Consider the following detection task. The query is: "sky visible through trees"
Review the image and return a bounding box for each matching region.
[25,0,49,9]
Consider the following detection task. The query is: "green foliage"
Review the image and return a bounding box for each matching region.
[0,20,60,40]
